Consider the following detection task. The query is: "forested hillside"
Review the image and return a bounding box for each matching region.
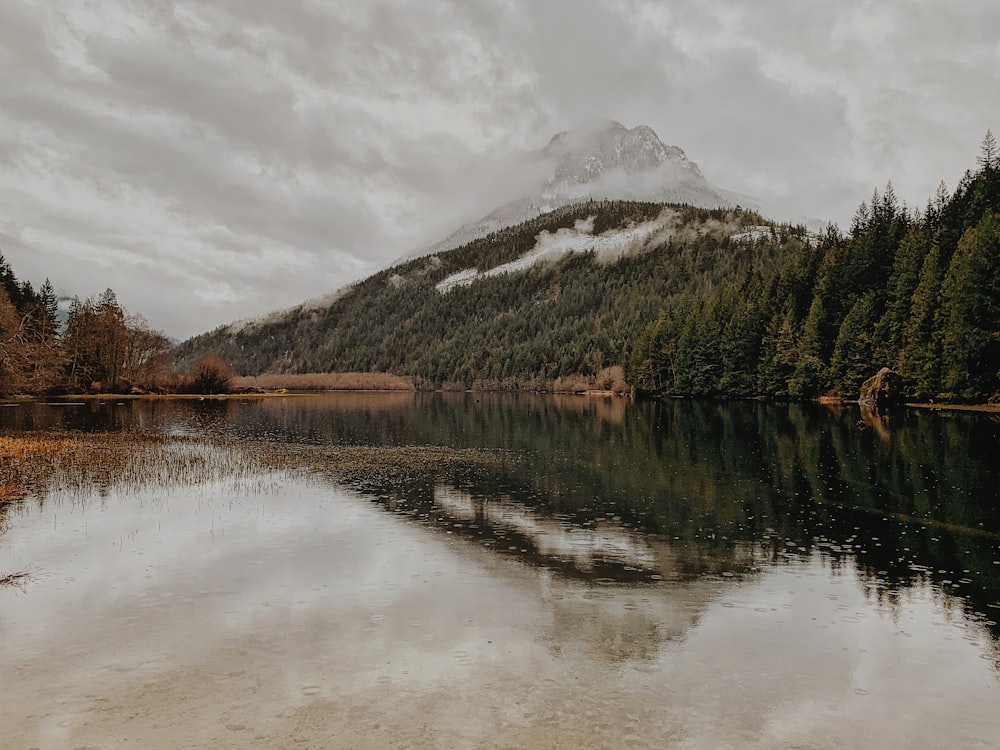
[174,201,810,388]
[630,136,1000,402]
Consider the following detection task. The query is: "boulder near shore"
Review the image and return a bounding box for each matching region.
[859,367,903,406]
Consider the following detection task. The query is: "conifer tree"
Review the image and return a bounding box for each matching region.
[899,245,944,398]
[978,130,997,170]
[937,212,1000,399]
[830,291,878,395]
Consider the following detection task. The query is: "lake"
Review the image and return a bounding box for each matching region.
[2,394,999,748]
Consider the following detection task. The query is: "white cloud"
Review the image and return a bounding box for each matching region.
[0,0,997,338]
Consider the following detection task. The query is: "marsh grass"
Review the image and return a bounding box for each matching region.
[0,430,514,587]
[0,431,511,503]
[0,570,28,590]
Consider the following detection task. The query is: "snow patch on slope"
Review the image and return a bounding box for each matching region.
[729,225,775,243]
[436,210,680,293]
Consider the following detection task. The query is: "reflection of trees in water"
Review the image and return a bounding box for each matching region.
[3,394,998,645]
[0,398,242,435]
[323,395,1000,645]
[187,400,237,434]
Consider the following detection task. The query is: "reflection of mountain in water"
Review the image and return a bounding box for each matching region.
[3,394,999,642]
[536,572,721,664]
[431,486,763,583]
[429,485,769,662]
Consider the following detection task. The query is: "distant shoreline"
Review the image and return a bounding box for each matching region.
[2,389,998,412]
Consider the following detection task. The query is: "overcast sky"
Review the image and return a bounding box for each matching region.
[1,0,998,339]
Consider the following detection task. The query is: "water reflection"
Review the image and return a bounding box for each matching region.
[3,395,999,639]
[2,462,998,748]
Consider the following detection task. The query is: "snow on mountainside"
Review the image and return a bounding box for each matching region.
[436,211,675,293]
[405,120,752,262]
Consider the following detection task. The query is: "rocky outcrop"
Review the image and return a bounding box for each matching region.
[859,367,904,406]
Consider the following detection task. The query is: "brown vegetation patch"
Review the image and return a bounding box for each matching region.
[0,431,512,503]
[0,483,25,503]
[0,571,28,590]
[234,372,417,392]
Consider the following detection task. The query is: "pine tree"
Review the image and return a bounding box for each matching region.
[937,212,1000,399]
[899,246,943,398]
[39,279,59,335]
[875,225,931,366]
[757,307,800,397]
[978,129,997,171]
[830,291,879,395]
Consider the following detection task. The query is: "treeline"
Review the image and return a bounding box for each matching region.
[629,135,1000,402]
[176,201,810,387]
[0,265,232,396]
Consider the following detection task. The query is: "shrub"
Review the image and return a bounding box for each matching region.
[185,354,234,394]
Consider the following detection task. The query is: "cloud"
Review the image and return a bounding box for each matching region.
[0,0,997,338]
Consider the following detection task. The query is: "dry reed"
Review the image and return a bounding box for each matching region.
[0,431,510,503]
[0,430,514,585]
[234,372,416,392]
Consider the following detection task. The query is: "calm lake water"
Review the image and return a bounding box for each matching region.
[2,394,999,748]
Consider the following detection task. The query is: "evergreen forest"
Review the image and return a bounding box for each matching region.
[629,136,1000,401]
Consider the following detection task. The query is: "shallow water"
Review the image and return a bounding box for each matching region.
[2,395,999,748]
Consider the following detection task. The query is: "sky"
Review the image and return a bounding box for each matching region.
[1,0,998,340]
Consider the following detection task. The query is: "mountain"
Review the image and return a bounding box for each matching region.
[405,120,751,261]
[173,122,823,390]
[174,200,809,385]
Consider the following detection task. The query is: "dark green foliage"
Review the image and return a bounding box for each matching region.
[937,212,1000,399]
[633,145,1000,402]
[830,291,878,395]
[176,202,806,388]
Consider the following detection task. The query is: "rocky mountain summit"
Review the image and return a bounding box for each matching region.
[410,120,748,260]
[541,120,714,199]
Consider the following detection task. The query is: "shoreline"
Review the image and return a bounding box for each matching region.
[904,401,1000,414]
[3,391,998,413]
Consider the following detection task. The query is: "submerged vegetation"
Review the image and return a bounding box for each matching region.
[0,426,511,583]
[0,431,510,504]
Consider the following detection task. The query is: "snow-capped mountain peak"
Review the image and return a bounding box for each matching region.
[401,120,750,261]
[543,119,697,181]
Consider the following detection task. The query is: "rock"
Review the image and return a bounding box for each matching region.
[859,368,903,406]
